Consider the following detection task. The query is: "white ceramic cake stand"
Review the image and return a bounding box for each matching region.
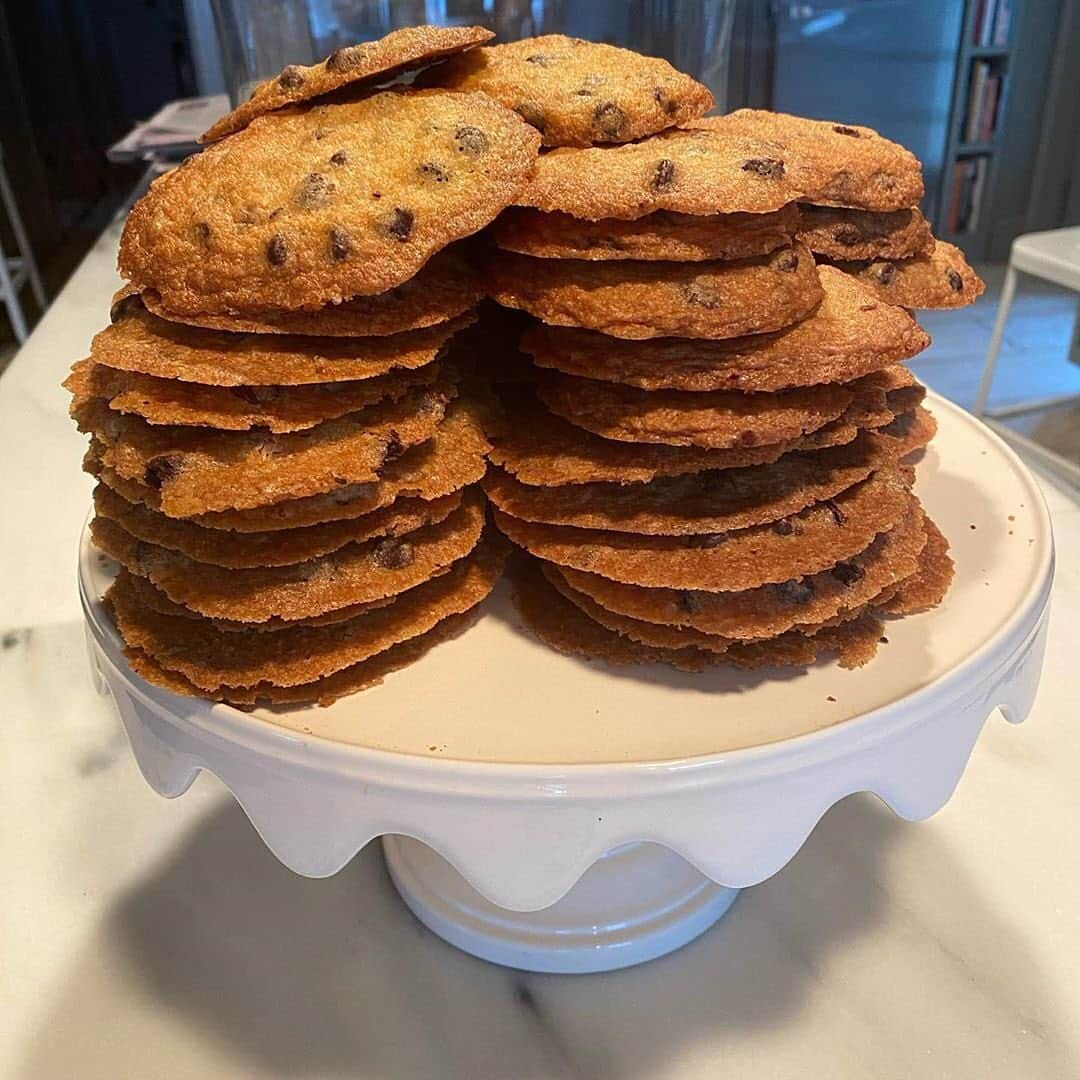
[79,393,1053,974]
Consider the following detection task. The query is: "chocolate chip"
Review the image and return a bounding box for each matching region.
[682,280,720,308]
[231,385,281,404]
[823,499,846,525]
[737,430,757,447]
[833,124,860,137]
[296,172,335,209]
[454,125,488,156]
[827,171,856,199]
[329,149,349,166]
[266,234,288,266]
[872,261,896,285]
[652,158,676,190]
[418,389,444,413]
[772,519,796,536]
[831,561,864,586]
[109,293,143,323]
[325,43,371,72]
[772,248,799,272]
[383,208,414,242]
[676,591,702,614]
[144,456,179,489]
[773,579,815,605]
[654,86,679,115]
[742,158,785,179]
[689,533,728,548]
[833,223,862,246]
[525,53,554,66]
[381,430,405,465]
[193,221,211,245]
[373,538,414,570]
[880,411,915,437]
[278,65,305,89]
[946,267,964,292]
[593,102,627,137]
[418,161,451,183]
[513,101,547,132]
[329,225,352,261]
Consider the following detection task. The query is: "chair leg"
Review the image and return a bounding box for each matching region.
[0,236,29,344]
[974,264,1018,417]
[1070,294,1080,366]
[0,159,46,311]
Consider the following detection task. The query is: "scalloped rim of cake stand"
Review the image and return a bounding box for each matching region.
[80,394,1054,912]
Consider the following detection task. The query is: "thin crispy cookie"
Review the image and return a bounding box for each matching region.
[493,468,912,591]
[202,25,495,142]
[98,294,470,385]
[556,501,926,640]
[125,608,484,706]
[88,397,490,531]
[118,567,403,633]
[516,128,812,219]
[133,245,483,337]
[418,35,712,147]
[119,90,540,314]
[796,205,934,261]
[538,373,851,449]
[521,267,928,392]
[545,562,885,660]
[512,561,883,672]
[873,406,937,459]
[93,482,462,568]
[67,357,444,432]
[826,241,985,309]
[91,489,486,622]
[491,205,798,262]
[690,111,924,212]
[76,386,451,517]
[877,515,953,615]
[488,392,864,486]
[482,430,900,536]
[106,534,506,692]
[489,245,822,340]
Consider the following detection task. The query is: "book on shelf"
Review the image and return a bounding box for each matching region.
[992,0,1011,46]
[947,157,990,235]
[964,60,1002,144]
[974,0,1010,46]
[979,75,1001,142]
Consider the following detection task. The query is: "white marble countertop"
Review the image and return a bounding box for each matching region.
[2,220,1079,1080]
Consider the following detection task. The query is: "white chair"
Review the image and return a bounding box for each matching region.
[975,226,1080,483]
[0,146,47,344]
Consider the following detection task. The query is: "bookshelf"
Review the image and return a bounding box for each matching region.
[936,0,1014,260]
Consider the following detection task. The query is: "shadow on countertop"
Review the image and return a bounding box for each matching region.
[16,783,1072,1079]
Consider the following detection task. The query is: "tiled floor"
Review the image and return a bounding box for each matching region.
[911,263,1080,470]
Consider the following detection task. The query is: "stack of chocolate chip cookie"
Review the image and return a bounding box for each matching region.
[65,25,542,705]
[431,37,982,671]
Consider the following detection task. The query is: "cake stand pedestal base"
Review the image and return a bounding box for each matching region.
[383,837,739,973]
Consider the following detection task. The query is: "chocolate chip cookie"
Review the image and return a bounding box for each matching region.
[419,34,712,147]
[488,245,823,339]
[120,90,540,315]
[203,25,494,142]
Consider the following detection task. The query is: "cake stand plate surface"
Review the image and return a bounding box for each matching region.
[80,394,1053,973]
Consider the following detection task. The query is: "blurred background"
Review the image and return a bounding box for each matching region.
[1,0,1079,464]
